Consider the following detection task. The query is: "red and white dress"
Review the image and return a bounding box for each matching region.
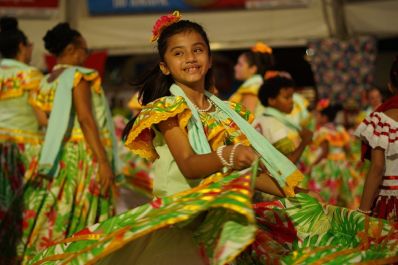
[355,111,398,221]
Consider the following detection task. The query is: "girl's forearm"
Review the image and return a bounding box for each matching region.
[178,152,223,179]
[359,166,384,211]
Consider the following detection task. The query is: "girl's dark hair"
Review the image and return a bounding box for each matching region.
[133,20,214,105]
[0,16,28,58]
[242,50,274,76]
[258,75,295,107]
[390,56,398,89]
[320,104,343,122]
[43,22,81,56]
[122,115,137,142]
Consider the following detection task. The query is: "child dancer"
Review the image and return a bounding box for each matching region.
[253,73,313,163]
[28,11,303,265]
[309,103,359,207]
[28,12,398,265]
[355,57,398,221]
[229,42,274,116]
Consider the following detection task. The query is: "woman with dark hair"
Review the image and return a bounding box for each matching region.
[229,42,274,116]
[20,22,118,261]
[355,57,398,222]
[28,13,398,265]
[0,16,44,264]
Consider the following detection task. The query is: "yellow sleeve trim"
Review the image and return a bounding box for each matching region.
[73,70,102,94]
[283,169,304,197]
[229,86,260,104]
[125,96,192,161]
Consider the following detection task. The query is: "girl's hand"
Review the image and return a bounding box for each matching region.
[299,128,314,145]
[98,161,115,194]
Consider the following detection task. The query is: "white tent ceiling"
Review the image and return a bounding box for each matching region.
[8,0,398,68]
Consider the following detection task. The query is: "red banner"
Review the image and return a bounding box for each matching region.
[0,0,59,8]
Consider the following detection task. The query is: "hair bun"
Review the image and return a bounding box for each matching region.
[43,22,77,55]
[0,17,18,32]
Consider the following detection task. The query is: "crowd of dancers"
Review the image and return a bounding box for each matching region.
[1,11,398,265]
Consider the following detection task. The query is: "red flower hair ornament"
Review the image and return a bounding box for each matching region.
[151,11,182,42]
[316,98,330,111]
[264,70,292,80]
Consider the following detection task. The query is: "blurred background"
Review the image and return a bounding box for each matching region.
[1,0,397,119]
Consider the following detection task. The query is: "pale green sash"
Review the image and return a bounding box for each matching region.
[241,74,263,88]
[262,107,301,131]
[0,58,30,70]
[38,66,119,177]
[170,84,301,192]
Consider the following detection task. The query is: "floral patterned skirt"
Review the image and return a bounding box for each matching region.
[20,140,115,262]
[25,167,398,265]
[309,159,364,208]
[27,169,257,265]
[0,142,40,265]
[238,194,398,264]
[117,143,153,198]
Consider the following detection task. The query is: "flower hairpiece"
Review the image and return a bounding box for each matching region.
[316,99,330,111]
[251,42,272,54]
[151,11,182,42]
[264,70,292,80]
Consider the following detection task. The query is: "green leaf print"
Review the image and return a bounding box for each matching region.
[283,194,330,237]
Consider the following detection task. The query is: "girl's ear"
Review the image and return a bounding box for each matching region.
[159,62,170,75]
[17,42,24,54]
[268,97,276,107]
[62,43,75,56]
[249,65,258,76]
[387,82,397,94]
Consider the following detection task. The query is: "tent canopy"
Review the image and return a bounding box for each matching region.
[7,0,398,68]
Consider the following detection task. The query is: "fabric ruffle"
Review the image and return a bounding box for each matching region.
[314,125,350,147]
[73,70,102,94]
[27,170,257,265]
[229,74,263,104]
[124,96,191,161]
[355,112,398,157]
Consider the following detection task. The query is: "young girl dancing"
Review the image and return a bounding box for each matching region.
[28,12,398,265]
[355,57,398,221]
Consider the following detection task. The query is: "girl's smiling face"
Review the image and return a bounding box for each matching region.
[160,30,212,91]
